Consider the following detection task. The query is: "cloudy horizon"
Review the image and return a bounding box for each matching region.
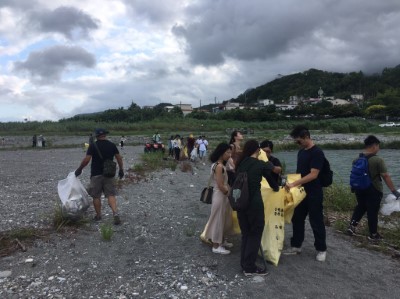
[1,0,399,121]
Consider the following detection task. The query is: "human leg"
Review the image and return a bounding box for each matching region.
[290,198,308,248]
[365,188,383,235]
[89,175,104,219]
[308,195,327,252]
[348,191,368,234]
[238,209,264,272]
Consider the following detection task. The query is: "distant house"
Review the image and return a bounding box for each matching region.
[143,105,154,109]
[224,102,241,111]
[328,99,350,106]
[176,103,193,116]
[258,99,274,106]
[351,94,364,101]
[305,98,322,105]
[275,104,297,110]
[164,105,175,112]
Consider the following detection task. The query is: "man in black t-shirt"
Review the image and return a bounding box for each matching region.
[284,125,327,262]
[75,128,124,225]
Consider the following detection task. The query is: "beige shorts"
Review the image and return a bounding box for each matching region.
[88,175,116,198]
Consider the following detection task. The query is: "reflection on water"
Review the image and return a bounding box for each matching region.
[276,149,400,197]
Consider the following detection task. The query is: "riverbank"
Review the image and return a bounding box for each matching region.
[1,146,400,298]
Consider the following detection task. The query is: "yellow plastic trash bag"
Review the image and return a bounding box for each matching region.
[231,211,241,235]
[200,222,213,246]
[261,187,285,266]
[284,174,306,223]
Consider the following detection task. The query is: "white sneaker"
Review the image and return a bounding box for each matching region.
[212,246,230,255]
[282,247,302,255]
[316,251,326,262]
[221,240,233,248]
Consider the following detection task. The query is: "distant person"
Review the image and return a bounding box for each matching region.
[347,135,400,240]
[236,139,279,277]
[168,135,174,157]
[32,134,37,147]
[198,136,209,164]
[120,135,126,149]
[226,130,244,186]
[38,135,43,147]
[202,143,233,254]
[284,125,327,262]
[75,128,124,225]
[260,140,282,185]
[1,137,5,146]
[153,132,161,143]
[187,134,195,157]
[41,135,46,147]
[172,135,182,161]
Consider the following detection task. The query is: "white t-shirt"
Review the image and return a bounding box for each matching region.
[198,139,208,151]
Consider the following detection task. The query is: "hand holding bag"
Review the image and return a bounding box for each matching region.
[200,163,218,204]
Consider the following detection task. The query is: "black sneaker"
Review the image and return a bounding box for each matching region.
[347,225,356,236]
[368,233,383,241]
[243,267,269,277]
[93,215,102,221]
[113,215,121,225]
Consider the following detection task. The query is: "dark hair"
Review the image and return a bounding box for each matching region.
[210,142,231,163]
[260,139,273,151]
[236,139,259,167]
[290,125,310,139]
[364,135,380,147]
[229,130,240,144]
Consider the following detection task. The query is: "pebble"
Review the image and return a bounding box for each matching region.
[0,270,12,278]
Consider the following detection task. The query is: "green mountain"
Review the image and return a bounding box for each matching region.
[235,65,400,104]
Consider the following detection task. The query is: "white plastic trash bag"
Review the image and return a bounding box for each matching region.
[57,172,90,219]
[380,191,400,216]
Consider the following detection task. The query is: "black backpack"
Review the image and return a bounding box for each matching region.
[318,157,333,187]
[228,171,250,211]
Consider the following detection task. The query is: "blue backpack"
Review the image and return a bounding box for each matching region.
[350,154,374,190]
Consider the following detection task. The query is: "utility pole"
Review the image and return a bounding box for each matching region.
[214,96,216,104]
[200,99,202,109]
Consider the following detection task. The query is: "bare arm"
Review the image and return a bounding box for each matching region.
[272,166,282,174]
[115,153,123,170]
[381,172,396,192]
[215,164,229,195]
[286,168,320,189]
[76,155,91,172]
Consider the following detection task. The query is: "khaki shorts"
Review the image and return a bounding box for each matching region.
[88,175,117,198]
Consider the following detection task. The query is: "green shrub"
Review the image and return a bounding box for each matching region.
[324,183,355,212]
[100,223,114,241]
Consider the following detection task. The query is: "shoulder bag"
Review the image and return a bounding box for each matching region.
[200,163,219,204]
[93,142,117,178]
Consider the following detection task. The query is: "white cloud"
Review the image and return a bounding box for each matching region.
[0,0,400,121]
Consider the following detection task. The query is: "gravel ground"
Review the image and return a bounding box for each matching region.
[1,144,400,298]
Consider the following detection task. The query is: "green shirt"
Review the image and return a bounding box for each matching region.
[368,155,387,193]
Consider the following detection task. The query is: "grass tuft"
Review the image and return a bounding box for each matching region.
[100,223,114,241]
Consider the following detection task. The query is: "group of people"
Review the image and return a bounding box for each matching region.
[202,126,399,277]
[72,126,399,277]
[32,134,46,147]
[168,134,209,163]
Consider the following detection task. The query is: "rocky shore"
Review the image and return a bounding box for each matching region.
[0,145,400,298]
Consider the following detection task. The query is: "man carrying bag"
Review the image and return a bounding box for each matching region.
[75,128,124,225]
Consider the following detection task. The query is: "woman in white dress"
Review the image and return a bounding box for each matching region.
[203,142,233,254]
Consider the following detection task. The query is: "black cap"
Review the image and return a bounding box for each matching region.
[95,128,109,137]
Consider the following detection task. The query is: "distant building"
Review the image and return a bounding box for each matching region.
[289,96,301,105]
[258,99,274,106]
[143,105,154,109]
[275,104,297,110]
[328,99,350,106]
[177,104,193,116]
[351,94,364,101]
[224,102,241,111]
[164,105,175,112]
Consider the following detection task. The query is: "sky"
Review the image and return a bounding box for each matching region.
[1,0,400,122]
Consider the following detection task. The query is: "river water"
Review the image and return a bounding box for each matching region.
[275,149,400,197]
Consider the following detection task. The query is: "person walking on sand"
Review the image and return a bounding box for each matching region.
[284,125,327,262]
[74,128,124,225]
[347,135,400,240]
[187,134,195,158]
[32,134,37,147]
[202,143,233,255]
[236,139,279,277]
[172,134,182,161]
[198,136,208,164]
[120,135,126,149]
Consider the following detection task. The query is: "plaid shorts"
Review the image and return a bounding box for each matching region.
[88,175,116,198]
